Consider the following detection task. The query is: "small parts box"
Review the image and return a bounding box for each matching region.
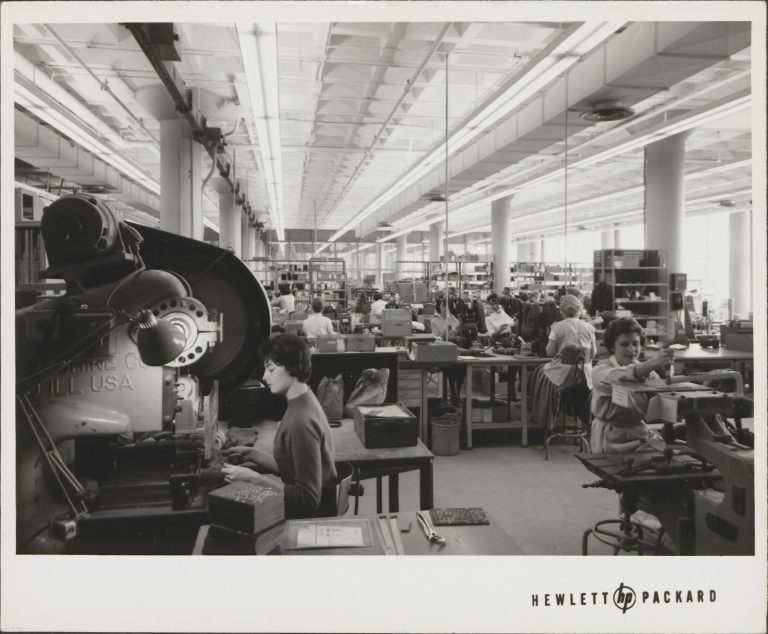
[471,399,508,423]
[315,337,346,352]
[344,333,377,352]
[408,340,458,363]
[353,402,418,448]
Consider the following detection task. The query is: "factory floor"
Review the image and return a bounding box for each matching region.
[343,427,621,556]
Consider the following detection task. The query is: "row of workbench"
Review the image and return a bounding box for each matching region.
[310,343,754,450]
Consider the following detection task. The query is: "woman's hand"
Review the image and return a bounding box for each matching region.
[221,445,255,464]
[651,347,675,371]
[221,463,259,484]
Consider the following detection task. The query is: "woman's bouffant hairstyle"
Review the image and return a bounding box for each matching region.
[259,333,311,382]
[558,294,583,318]
[603,317,643,353]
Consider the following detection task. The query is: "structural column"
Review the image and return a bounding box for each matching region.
[137,84,203,239]
[645,131,690,336]
[212,177,240,255]
[253,234,266,260]
[518,241,531,262]
[729,210,752,319]
[601,230,613,249]
[528,240,539,263]
[241,214,253,264]
[644,131,690,274]
[247,223,258,271]
[396,234,408,279]
[375,242,383,289]
[491,195,513,294]
[429,221,444,262]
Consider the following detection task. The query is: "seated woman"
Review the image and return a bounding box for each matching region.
[222,334,338,518]
[303,298,336,338]
[484,293,516,338]
[545,294,597,424]
[590,318,675,453]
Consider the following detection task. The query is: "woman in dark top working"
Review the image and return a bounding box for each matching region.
[222,334,338,519]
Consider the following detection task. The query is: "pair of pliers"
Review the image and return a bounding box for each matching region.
[416,512,446,545]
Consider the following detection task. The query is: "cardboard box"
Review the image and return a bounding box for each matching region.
[353,402,418,448]
[344,333,376,352]
[207,478,284,535]
[408,340,458,363]
[315,336,345,352]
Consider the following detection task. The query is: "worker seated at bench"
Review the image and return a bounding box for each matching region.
[222,334,338,519]
[590,318,675,453]
[303,298,336,338]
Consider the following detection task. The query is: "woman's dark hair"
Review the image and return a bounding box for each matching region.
[486,292,499,304]
[373,292,383,301]
[311,298,324,313]
[259,333,311,382]
[603,317,643,353]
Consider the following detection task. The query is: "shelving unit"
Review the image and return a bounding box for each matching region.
[426,260,494,299]
[509,262,592,294]
[309,258,348,311]
[593,249,670,336]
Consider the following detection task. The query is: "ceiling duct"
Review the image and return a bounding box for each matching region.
[579,100,635,122]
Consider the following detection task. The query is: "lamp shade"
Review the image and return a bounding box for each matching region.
[135,310,186,366]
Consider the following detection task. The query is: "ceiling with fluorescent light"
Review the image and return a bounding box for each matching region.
[10,15,755,255]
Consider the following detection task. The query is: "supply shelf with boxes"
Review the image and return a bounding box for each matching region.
[509,262,592,295]
[14,185,66,306]
[309,258,348,312]
[251,259,313,311]
[593,249,670,337]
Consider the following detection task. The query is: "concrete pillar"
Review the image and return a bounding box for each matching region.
[396,234,408,278]
[518,241,531,262]
[217,189,238,252]
[645,131,690,274]
[601,230,613,249]
[729,210,751,319]
[137,84,203,239]
[375,242,383,289]
[614,224,621,249]
[528,240,539,263]
[645,131,690,337]
[540,237,546,264]
[491,195,513,294]
[429,221,444,262]
[254,235,266,259]
[241,215,252,263]
[247,224,258,271]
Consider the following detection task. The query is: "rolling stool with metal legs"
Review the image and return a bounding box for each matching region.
[581,483,665,555]
[544,381,590,461]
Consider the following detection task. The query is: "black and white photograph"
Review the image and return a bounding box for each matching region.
[1,1,765,632]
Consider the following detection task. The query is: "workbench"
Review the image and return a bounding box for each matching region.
[646,343,753,387]
[458,354,551,448]
[251,417,434,512]
[193,510,521,555]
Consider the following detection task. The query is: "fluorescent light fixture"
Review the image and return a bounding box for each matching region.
[316,21,622,256]
[238,23,285,241]
[15,80,160,194]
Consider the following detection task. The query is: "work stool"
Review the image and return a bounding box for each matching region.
[581,486,665,555]
[544,381,589,460]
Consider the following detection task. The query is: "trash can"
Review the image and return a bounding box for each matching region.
[430,406,461,456]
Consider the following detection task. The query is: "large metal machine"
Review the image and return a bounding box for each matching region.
[15,194,272,554]
[579,371,754,555]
